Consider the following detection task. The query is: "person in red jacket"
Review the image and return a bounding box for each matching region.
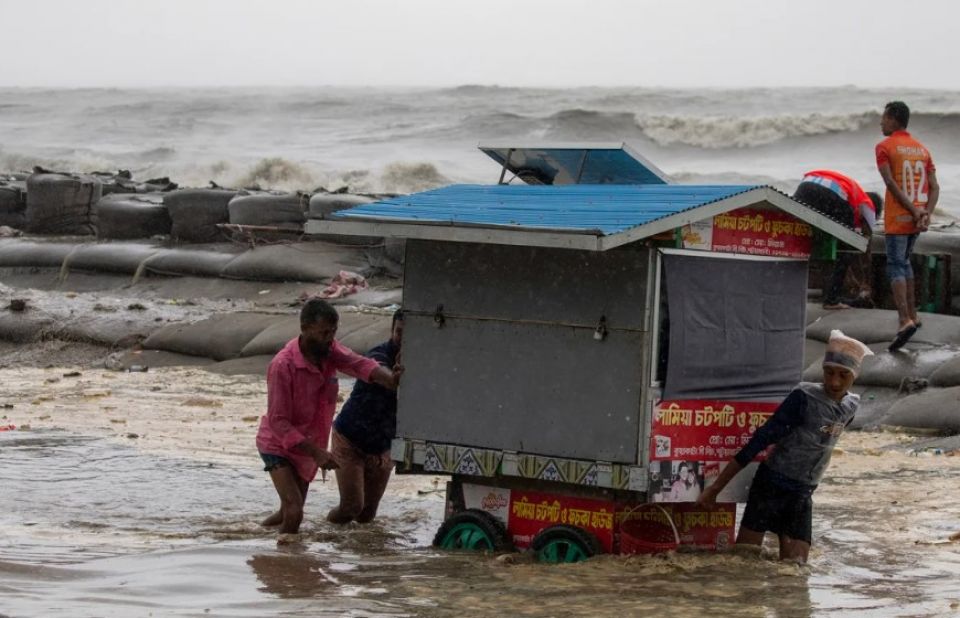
[876,101,939,351]
[793,170,881,310]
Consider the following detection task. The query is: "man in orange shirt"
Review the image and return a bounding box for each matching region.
[875,101,939,351]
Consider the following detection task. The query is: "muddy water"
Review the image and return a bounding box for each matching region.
[2,369,960,617]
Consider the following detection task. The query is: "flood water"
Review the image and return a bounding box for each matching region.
[2,368,959,617]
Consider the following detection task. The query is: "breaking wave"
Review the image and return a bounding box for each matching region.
[636,111,877,148]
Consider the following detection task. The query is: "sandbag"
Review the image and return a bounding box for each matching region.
[338,318,392,355]
[930,356,960,388]
[307,193,374,219]
[143,313,279,361]
[62,243,161,275]
[804,343,960,388]
[307,193,382,246]
[139,248,239,278]
[0,182,26,229]
[849,386,903,430]
[228,193,307,228]
[220,242,367,283]
[0,311,55,343]
[0,239,75,268]
[239,316,299,357]
[239,311,390,358]
[879,386,960,432]
[53,316,155,348]
[25,173,101,235]
[803,338,827,368]
[95,193,172,240]
[805,308,894,344]
[207,355,273,376]
[165,189,237,243]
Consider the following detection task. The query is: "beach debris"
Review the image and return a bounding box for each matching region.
[93,303,118,313]
[0,424,15,431]
[62,371,82,377]
[241,415,259,423]
[45,377,60,384]
[9,298,27,312]
[127,365,148,373]
[126,432,139,439]
[314,270,368,300]
[82,389,112,399]
[1,403,13,409]
[126,303,147,311]
[181,396,223,408]
[104,353,125,371]
[898,376,929,394]
[950,531,960,543]
[0,225,21,237]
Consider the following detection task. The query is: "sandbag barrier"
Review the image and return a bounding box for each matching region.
[95,193,172,240]
[0,238,373,284]
[142,310,391,362]
[0,179,27,229]
[25,172,102,235]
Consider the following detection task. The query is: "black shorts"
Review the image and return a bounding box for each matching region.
[740,464,813,544]
[259,451,292,472]
[793,182,855,229]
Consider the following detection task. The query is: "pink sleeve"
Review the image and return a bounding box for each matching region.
[330,340,380,381]
[266,359,306,450]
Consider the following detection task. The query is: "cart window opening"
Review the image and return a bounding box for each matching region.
[661,253,806,400]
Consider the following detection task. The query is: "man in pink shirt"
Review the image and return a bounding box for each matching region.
[256,298,401,537]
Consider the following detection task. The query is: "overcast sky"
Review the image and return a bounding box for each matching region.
[1,0,957,89]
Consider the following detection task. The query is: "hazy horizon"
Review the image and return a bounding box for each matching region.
[1,0,957,90]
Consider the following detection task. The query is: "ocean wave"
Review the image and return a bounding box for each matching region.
[236,157,314,188]
[636,112,876,148]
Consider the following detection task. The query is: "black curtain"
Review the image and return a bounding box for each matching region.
[662,253,807,400]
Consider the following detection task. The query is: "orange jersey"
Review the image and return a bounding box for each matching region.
[875,130,935,234]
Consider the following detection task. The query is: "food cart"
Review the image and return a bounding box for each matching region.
[306,144,867,562]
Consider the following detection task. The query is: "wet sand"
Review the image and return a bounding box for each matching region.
[2,365,960,617]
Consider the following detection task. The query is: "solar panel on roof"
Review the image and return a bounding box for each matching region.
[478,142,669,186]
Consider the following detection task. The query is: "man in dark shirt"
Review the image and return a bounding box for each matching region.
[327,309,404,524]
[698,330,873,563]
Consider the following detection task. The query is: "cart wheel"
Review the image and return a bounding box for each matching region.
[433,509,511,552]
[531,525,601,563]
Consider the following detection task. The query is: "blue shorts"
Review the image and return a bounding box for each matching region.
[885,234,918,282]
[259,451,292,472]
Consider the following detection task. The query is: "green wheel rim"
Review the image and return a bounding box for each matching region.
[538,539,589,563]
[439,522,494,551]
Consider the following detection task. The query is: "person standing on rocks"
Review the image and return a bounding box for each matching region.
[793,170,881,309]
[876,101,939,351]
[697,330,873,563]
[327,309,404,525]
[256,298,401,539]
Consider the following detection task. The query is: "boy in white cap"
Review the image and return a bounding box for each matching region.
[698,330,873,563]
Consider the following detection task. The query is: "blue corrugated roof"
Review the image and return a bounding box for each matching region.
[331,184,759,235]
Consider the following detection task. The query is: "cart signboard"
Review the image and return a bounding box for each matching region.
[681,207,814,258]
[648,399,779,503]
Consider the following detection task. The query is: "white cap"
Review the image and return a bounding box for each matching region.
[822,329,874,375]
